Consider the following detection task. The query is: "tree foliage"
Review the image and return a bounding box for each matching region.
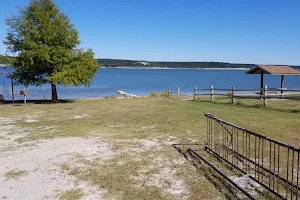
[4,0,99,102]
[96,58,257,69]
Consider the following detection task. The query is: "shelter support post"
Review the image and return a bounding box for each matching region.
[281,75,284,98]
[260,71,264,96]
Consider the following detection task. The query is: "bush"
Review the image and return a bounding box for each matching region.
[150,92,158,97]
[227,91,232,98]
[160,91,169,98]
[104,96,117,99]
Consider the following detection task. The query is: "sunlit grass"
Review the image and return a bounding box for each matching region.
[1,97,300,199]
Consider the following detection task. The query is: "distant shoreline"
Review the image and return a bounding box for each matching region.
[2,65,249,70]
[101,66,249,70]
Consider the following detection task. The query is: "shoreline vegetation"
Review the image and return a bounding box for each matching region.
[96,58,300,70]
[2,55,300,70]
[100,66,250,70]
[96,59,256,69]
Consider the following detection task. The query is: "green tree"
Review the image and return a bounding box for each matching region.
[0,54,8,64]
[4,0,99,102]
[0,54,4,64]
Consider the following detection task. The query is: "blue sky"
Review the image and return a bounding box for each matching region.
[0,0,300,65]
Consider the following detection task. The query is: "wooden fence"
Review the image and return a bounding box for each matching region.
[168,86,300,105]
[194,85,300,105]
[167,87,180,98]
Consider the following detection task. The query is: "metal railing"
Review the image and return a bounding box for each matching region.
[205,113,300,199]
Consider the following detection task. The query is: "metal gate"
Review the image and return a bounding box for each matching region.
[203,113,300,199]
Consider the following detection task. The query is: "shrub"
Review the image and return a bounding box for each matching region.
[104,96,117,99]
[227,91,232,98]
[160,91,169,98]
[150,92,158,97]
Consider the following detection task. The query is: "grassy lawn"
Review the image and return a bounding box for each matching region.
[1,97,300,199]
[196,94,300,112]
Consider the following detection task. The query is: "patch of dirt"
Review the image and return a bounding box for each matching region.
[138,139,160,150]
[0,118,33,154]
[162,135,178,145]
[24,119,39,123]
[37,125,59,131]
[114,138,161,154]
[134,156,189,199]
[0,117,17,125]
[141,125,157,129]
[230,174,263,196]
[72,114,89,119]
[0,136,114,200]
[109,124,125,128]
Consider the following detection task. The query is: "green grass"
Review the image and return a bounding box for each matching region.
[59,189,83,200]
[196,94,300,113]
[4,170,27,180]
[1,97,300,199]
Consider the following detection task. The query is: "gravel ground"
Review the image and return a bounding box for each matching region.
[0,117,113,200]
[0,116,190,200]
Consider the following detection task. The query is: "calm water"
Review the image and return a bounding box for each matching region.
[1,67,300,100]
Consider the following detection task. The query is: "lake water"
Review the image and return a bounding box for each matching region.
[1,67,300,100]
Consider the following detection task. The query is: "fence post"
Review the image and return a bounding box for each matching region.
[231,86,235,104]
[168,87,170,98]
[177,87,180,98]
[210,86,214,101]
[194,87,197,101]
[263,85,268,106]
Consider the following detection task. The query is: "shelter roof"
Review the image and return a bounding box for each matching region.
[246,65,300,75]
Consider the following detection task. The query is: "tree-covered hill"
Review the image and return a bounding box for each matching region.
[96,58,300,70]
[96,58,256,68]
[0,54,11,65]
[2,55,300,69]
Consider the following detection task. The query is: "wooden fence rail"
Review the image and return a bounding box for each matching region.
[193,86,300,106]
[167,86,300,105]
[168,87,180,98]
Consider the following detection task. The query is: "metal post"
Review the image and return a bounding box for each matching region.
[210,86,214,101]
[24,95,26,105]
[168,87,170,98]
[264,85,268,106]
[177,87,180,98]
[194,87,197,101]
[231,86,235,104]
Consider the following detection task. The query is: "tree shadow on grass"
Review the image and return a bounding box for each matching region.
[3,99,74,105]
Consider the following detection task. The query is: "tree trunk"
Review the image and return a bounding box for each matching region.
[51,82,58,103]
